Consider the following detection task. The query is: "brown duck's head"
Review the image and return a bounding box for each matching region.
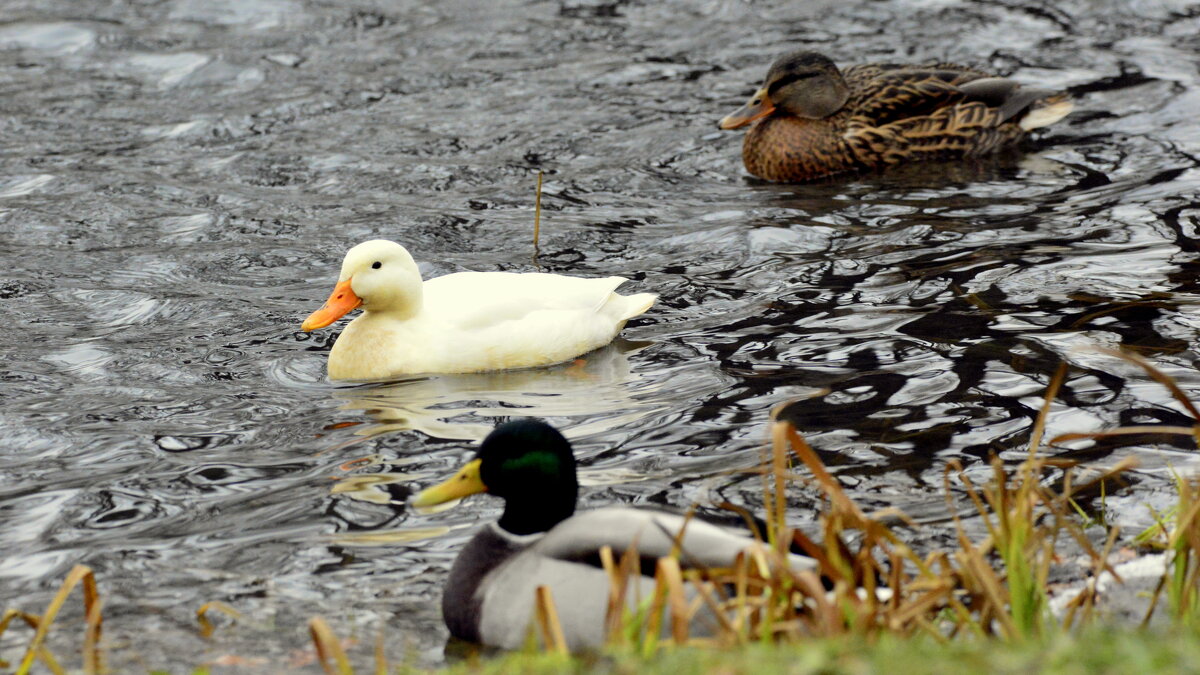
[719,51,850,129]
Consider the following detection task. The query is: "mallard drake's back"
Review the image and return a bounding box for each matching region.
[720,51,1073,182]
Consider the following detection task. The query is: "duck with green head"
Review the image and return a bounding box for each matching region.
[719,50,1073,182]
[412,419,815,650]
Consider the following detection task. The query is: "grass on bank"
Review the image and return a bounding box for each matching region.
[419,628,1200,675]
[3,351,1200,673]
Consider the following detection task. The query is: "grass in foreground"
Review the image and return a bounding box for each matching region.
[4,351,1200,673]
[419,628,1200,675]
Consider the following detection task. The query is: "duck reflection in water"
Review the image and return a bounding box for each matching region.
[328,339,658,442]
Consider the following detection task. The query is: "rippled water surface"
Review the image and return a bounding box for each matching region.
[3,0,1200,669]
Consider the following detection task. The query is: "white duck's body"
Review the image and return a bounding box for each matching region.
[330,271,653,380]
[302,241,656,381]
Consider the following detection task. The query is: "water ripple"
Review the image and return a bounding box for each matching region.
[2,0,1199,667]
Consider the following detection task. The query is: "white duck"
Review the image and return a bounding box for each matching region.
[301,240,657,381]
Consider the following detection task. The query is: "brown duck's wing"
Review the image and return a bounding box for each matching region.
[845,100,1022,166]
[847,75,971,128]
[844,62,997,128]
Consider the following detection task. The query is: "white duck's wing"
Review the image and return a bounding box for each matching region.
[423,271,650,330]
[532,506,816,572]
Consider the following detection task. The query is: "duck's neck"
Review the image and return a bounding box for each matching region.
[361,290,423,322]
[498,487,577,536]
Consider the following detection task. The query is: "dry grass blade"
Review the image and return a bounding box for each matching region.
[689,579,737,641]
[793,569,836,633]
[1029,363,1067,456]
[83,595,103,675]
[655,507,705,570]
[765,421,789,553]
[1066,524,1122,630]
[717,501,764,543]
[309,616,353,675]
[534,586,568,655]
[196,600,242,638]
[1092,347,1200,421]
[16,564,100,675]
[643,551,707,651]
[890,586,951,629]
[374,627,388,675]
[600,545,626,644]
[1050,426,1199,445]
[1066,456,1139,496]
[776,420,863,520]
[788,526,837,578]
[532,170,543,256]
[0,609,39,669]
[32,648,64,675]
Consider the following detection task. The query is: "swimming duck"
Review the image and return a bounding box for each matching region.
[301,240,656,380]
[719,50,1073,182]
[411,419,816,650]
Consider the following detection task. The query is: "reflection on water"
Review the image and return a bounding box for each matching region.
[1,0,1200,668]
[330,340,660,441]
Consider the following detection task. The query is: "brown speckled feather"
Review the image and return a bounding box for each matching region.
[737,58,1069,182]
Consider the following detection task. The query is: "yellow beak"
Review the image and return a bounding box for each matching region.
[719,87,775,130]
[301,279,362,331]
[411,459,487,507]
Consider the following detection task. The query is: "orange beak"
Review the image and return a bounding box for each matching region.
[301,279,362,331]
[719,88,775,130]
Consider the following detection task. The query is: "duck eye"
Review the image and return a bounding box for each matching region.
[371,261,382,269]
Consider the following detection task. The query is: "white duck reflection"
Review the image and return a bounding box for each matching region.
[330,339,659,442]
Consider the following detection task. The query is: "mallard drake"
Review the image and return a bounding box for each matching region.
[301,240,656,380]
[719,50,1073,182]
[411,419,816,650]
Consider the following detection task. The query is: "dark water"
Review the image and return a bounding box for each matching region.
[3,0,1200,668]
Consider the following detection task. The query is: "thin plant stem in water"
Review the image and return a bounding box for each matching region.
[532,170,543,261]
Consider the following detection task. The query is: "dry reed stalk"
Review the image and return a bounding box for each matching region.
[9,564,102,675]
[0,609,37,669]
[534,586,568,655]
[374,627,388,675]
[532,170,543,256]
[641,557,690,649]
[1028,364,1067,455]
[309,616,353,675]
[599,545,625,644]
[1062,524,1122,630]
[689,578,737,644]
[196,600,242,638]
[661,558,691,643]
[1050,348,1200,447]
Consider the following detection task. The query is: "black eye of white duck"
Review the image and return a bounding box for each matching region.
[371,261,382,269]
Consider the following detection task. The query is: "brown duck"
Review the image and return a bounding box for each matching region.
[719,51,1073,182]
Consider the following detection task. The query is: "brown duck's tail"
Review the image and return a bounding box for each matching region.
[956,78,1073,130]
[1018,94,1073,131]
